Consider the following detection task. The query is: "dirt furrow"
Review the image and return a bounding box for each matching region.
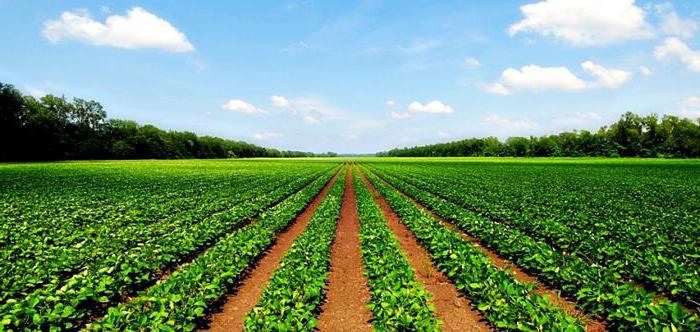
[316,167,373,332]
[366,169,607,332]
[201,171,341,332]
[358,169,491,332]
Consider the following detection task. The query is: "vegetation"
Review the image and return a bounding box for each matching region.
[0,82,329,161]
[0,160,338,330]
[90,165,338,331]
[245,168,345,331]
[379,112,700,158]
[363,158,700,330]
[361,168,582,330]
[0,158,698,331]
[353,171,440,331]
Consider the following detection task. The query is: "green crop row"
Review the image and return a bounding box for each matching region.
[0,172,293,304]
[361,168,584,331]
[380,164,699,306]
[244,168,346,331]
[86,167,340,331]
[0,166,335,331]
[365,166,699,331]
[352,170,440,331]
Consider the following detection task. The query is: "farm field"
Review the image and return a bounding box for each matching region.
[0,158,698,331]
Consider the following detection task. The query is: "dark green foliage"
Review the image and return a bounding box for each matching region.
[87,166,340,331]
[0,160,339,331]
[244,168,346,331]
[362,169,583,331]
[353,171,441,331]
[0,82,324,161]
[379,112,700,158]
[364,160,700,331]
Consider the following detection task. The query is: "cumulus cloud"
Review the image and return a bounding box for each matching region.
[509,0,653,46]
[581,60,632,89]
[270,95,291,108]
[657,3,698,39]
[639,66,652,76]
[408,100,454,114]
[390,111,412,120]
[221,99,266,114]
[483,61,631,95]
[251,132,283,140]
[43,7,194,52]
[385,100,397,108]
[655,37,700,72]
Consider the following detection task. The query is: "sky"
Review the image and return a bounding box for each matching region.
[1,0,699,154]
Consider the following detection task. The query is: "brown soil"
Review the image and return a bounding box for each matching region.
[358,169,491,332]
[366,170,607,332]
[202,171,341,332]
[316,168,373,332]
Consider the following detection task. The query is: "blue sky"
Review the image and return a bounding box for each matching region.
[1,0,699,153]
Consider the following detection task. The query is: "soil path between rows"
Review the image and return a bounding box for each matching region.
[365,168,606,332]
[358,168,492,332]
[316,167,373,332]
[202,170,341,332]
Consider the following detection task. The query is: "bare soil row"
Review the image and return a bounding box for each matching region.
[200,165,607,331]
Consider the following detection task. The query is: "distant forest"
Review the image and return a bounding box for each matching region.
[379,112,700,158]
[0,82,334,161]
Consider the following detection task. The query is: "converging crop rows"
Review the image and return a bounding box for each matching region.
[0,158,697,331]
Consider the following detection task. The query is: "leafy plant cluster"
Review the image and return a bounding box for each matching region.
[360,169,583,331]
[1,169,289,304]
[374,161,699,307]
[0,161,338,330]
[365,164,700,331]
[352,171,441,331]
[244,168,346,331]
[87,167,340,331]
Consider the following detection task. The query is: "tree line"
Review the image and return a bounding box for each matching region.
[0,82,335,161]
[379,112,700,158]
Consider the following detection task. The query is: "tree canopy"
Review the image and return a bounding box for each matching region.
[379,112,700,158]
[0,82,330,161]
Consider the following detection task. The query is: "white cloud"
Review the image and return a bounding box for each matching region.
[464,56,481,67]
[251,132,283,140]
[483,64,586,95]
[483,61,631,95]
[657,3,697,39]
[270,95,291,108]
[385,99,397,108]
[639,66,652,76]
[482,114,537,130]
[221,99,266,114]
[581,60,632,89]
[43,7,194,52]
[509,0,653,46]
[679,97,700,118]
[437,131,450,138]
[408,100,454,114]
[390,111,412,120]
[655,37,700,72]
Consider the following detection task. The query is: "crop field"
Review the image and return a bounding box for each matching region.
[0,158,698,331]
